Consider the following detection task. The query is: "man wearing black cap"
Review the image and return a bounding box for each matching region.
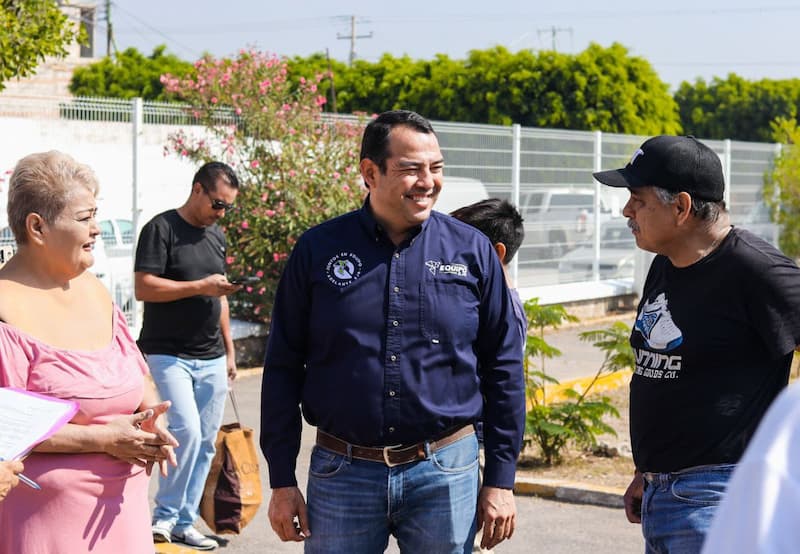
[594,135,800,553]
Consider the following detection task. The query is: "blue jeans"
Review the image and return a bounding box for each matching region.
[147,354,228,531]
[305,433,480,554]
[641,464,735,554]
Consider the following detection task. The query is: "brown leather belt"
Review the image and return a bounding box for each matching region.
[315,424,475,467]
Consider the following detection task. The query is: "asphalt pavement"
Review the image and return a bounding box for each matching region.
[151,311,644,553]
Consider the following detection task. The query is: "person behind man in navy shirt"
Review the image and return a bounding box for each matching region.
[260,110,526,553]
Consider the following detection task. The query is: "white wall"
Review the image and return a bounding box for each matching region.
[0,117,199,227]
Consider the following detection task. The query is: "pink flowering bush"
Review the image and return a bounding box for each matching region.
[162,49,366,322]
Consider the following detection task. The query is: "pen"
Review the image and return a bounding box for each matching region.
[0,457,41,490]
[17,472,40,491]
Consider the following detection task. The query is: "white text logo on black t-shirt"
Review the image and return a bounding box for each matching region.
[425,260,467,277]
[325,252,362,287]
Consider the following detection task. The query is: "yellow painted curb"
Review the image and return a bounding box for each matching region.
[532,369,632,406]
[154,543,198,554]
[515,476,626,508]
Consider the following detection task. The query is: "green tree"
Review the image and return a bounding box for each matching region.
[70,45,195,100]
[676,74,800,141]
[161,49,365,321]
[0,0,81,91]
[289,44,679,134]
[764,117,800,259]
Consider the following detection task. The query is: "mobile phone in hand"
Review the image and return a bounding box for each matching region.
[228,275,260,285]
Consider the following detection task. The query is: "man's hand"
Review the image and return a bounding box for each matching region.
[624,471,644,523]
[268,486,310,542]
[227,353,238,382]
[199,274,242,297]
[0,460,23,500]
[477,485,516,549]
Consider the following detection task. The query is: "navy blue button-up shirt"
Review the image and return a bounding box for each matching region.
[260,198,525,489]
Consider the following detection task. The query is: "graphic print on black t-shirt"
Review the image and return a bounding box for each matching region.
[634,292,683,351]
[633,292,684,380]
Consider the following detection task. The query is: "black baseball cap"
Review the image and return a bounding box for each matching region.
[592,135,724,202]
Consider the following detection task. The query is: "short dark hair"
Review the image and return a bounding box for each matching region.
[360,110,436,174]
[193,161,239,191]
[450,198,525,264]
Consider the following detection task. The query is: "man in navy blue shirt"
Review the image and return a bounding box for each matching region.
[261,110,525,553]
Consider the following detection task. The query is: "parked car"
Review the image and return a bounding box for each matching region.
[737,202,780,246]
[557,218,635,283]
[434,176,490,214]
[518,188,613,260]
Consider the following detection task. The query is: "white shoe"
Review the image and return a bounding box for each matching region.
[171,526,219,551]
[151,520,174,544]
[635,292,683,351]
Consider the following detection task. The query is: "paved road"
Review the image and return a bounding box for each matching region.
[151,367,644,553]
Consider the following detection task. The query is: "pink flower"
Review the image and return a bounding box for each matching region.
[333,171,341,179]
[261,193,268,201]
[250,160,260,168]
[254,306,261,315]
[211,97,218,104]
[258,287,266,295]
[256,270,264,277]
[241,221,249,229]
[288,170,296,177]
[235,107,242,115]
[273,252,280,262]
[265,209,276,217]
[246,286,253,293]
[226,256,235,264]
[342,184,350,192]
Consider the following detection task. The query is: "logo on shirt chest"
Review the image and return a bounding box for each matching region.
[425,260,467,277]
[326,252,363,287]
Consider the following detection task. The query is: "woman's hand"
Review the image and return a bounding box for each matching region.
[102,408,178,473]
[0,460,23,500]
[137,401,179,476]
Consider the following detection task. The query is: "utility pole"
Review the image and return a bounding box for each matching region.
[537,26,573,51]
[337,15,372,66]
[325,48,338,113]
[104,0,115,57]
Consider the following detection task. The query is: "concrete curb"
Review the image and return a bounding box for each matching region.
[514,477,625,509]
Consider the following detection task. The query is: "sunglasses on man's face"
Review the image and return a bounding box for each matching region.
[200,184,235,211]
[210,198,235,211]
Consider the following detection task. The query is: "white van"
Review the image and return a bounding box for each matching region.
[434,176,490,214]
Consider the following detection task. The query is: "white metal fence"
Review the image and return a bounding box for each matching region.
[0,95,782,318]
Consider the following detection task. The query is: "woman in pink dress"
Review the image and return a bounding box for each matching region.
[0,151,179,553]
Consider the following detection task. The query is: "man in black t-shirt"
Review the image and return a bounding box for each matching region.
[594,136,800,553]
[135,161,242,551]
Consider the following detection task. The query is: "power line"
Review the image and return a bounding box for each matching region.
[111,1,201,58]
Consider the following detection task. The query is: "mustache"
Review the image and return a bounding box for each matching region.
[627,219,639,233]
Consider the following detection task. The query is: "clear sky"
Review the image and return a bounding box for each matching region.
[103,0,800,92]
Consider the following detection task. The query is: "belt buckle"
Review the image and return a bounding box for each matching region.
[382,444,404,467]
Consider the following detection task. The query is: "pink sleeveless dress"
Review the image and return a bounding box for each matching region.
[0,306,154,553]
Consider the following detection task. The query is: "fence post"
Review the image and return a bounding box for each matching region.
[131,97,143,330]
[592,130,602,281]
[510,123,521,287]
[723,139,732,208]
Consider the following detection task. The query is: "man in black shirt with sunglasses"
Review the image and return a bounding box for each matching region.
[135,161,242,551]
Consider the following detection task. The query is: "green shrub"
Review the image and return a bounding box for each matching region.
[523,298,631,465]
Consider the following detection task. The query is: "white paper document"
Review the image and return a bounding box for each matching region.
[0,387,78,460]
